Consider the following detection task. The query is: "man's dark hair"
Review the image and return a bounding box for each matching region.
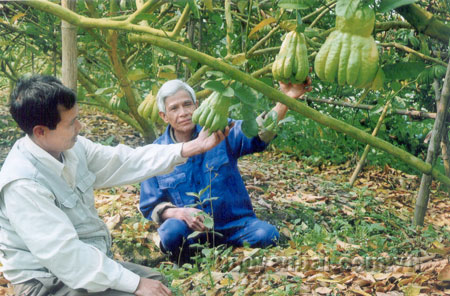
[10,74,76,135]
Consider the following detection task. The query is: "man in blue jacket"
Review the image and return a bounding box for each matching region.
[140,79,311,264]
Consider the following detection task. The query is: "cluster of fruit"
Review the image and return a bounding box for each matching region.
[272,31,310,84]
[137,91,159,122]
[314,6,380,88]
[192,91,231,134]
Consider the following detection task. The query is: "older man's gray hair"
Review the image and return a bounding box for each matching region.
[156,80,196,113]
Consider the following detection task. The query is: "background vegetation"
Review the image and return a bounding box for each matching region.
[0,0,449,295]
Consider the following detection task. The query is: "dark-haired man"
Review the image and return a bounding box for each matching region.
[0,74,229,296]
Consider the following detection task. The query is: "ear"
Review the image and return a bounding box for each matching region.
[32,125,47,139]
[159,111,169,124]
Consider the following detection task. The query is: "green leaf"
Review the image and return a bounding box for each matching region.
[94,87,114,96]
[127,69,147,81]
[202,80,226,93]
[202,0,213,11]
[378,0,416,13]
[188,0,200,19]
[222,87,235,97]
[186,192,200,198]
[336,0,360,18]
[390,81,402,92]
[237,0,248,13]
[382,62,426,81]
[295,10,306,33]
[198,185,211,197]
[278,0,311,10]
[203,216,214,229]
[279,116,296,125]
[242,118,259,138]
[234,86,258,106]
[187,231,202,240]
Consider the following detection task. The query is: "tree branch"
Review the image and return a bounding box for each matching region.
[379,42,447,66]
[396,4,450,44]
[129,32,450,186]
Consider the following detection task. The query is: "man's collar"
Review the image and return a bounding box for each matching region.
[168,125,199,144]
[23,135,65,175]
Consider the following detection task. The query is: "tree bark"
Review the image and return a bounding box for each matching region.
[395,4,450,44]
[61,0,77,91]
[414,63,450,226]
[442,126,450,180]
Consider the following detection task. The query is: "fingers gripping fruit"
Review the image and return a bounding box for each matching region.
[272,31,309,84]
[314,6,379,88]
[137,92,159,122]
[192,91,231,134]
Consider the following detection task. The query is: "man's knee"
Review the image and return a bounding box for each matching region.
[247,222,279,248]
[158,218,191,253]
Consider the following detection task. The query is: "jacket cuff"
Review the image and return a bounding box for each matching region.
[151,202,177,224]
[112,267,141,293]
[256,111,277,143]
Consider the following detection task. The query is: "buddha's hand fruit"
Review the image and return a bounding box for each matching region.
[192,91,231,134]
[314,6,380,88]
[137,92,159,122]
[272,31,309,84]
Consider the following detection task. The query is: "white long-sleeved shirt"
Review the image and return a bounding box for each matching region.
[1,135,186,293]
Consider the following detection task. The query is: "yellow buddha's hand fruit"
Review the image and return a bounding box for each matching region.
[272,31,309,84]
[314,6,380,88]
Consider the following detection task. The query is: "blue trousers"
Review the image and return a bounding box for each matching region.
[158,218,279,264]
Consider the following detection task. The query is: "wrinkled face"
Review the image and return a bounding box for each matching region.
[160,90,197,134]
[39,104,82,158]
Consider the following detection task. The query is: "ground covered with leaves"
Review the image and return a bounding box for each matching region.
[0,105,449,296]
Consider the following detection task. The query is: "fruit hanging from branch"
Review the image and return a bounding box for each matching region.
[137,89,160,123]
[314,5,380,88]
[192,91,231,134]
[272,31,309,84]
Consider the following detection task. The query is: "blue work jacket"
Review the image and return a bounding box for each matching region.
[140,120,268,231]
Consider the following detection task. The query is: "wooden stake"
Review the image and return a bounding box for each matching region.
[414,64,450,226]
[349,98,392,186]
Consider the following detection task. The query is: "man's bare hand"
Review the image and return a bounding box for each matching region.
[163,208,206,232]
[197,124,231,153]
[181,125,231,158]
[279,76,312,99]
[134,278,172,296]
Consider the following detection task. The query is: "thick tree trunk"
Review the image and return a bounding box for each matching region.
[61,0,77,92]
[414,64,450,226]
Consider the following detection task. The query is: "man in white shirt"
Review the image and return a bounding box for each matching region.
[0,75,229,296]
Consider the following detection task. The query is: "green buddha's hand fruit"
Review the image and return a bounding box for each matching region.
[272,31,309,84]
[192,91,231,134]
[137,91,159,122]
[314,6,380,88]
